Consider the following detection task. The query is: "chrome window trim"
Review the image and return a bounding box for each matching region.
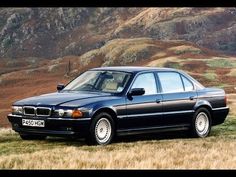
[126,70,199,96]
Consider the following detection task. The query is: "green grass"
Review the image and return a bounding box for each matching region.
[175,49,202,55]
[211,116,236,137]
[163,61,182,69]
[204,72,217,81]
[206,59,236,68]
[0,132,80,156]
[215,83,231,89]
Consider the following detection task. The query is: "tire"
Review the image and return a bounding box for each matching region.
[86,112,115,145]
[190,108,212,138]
[19,133,47,140]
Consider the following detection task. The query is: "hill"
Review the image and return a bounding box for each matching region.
[0,38,236,127]
[1,8,236,59]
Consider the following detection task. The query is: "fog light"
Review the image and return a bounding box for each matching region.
[13,123,19,128]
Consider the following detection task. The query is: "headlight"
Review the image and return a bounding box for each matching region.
[54,109,83,118]
[12,106,23,115]
[58,109,65,117]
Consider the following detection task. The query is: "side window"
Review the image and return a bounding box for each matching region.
[131,73,157,95]
[181,75,194,91]
[158,72,184,93]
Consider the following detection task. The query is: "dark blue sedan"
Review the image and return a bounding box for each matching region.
[8,67,229,145]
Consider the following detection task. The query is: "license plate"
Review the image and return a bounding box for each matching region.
[22,119,45,127]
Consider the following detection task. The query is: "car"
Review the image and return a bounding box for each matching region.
[8,66,229,145]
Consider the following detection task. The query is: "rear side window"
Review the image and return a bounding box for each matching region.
[158,72,184,93]
[181,75,194,91]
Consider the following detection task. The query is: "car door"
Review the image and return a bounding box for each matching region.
[123,72,163,129]
[156,71,197,126]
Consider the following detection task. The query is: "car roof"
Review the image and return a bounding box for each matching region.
[89,66,178,74]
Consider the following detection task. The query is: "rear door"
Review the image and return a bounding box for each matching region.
[156,71,197,125]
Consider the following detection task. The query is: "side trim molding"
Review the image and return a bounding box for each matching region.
[117,124,190,136]
[212,107,229,111]
[117,110,194,119]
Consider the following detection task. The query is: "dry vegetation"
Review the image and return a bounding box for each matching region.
[0,113,235,169]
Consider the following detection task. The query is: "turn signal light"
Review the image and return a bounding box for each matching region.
[72,110,83,118]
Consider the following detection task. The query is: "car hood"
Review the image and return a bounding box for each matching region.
[14,91,113,107]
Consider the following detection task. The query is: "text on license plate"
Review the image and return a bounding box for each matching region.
[22,119,45,127]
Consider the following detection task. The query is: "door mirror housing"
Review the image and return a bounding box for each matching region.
[128,88,145,97]
[57,84,65,91]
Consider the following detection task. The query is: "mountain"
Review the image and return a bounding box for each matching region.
[0,7,236,59]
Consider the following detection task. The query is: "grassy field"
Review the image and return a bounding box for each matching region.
[0,104,235,169]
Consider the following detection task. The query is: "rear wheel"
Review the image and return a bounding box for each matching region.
[19,133,47,140]
[86,112,115,145]
[190,108,212,138]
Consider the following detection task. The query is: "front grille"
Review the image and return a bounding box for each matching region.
[23,106,51,117]
[24,106,35,116]
[36,107,51,116]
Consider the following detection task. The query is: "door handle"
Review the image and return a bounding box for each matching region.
[156,99,162,103]
[189,96,195,100]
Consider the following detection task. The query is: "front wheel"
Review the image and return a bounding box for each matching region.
[86,112,115,145]
[190,108,212,138]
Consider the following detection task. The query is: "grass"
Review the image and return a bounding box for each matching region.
[163,61,182,69]
[174,49,202,55]
[215,83,231,89]
[204,72,217,81]
[206,59,236,68]
[168,45,202,55]
[0,114,236,169]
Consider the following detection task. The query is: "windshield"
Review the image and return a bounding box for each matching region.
[63,70,132,93]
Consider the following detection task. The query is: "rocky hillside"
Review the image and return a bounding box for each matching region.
[1,7,236,59]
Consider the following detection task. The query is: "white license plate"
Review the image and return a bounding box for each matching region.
[22,119,45,127]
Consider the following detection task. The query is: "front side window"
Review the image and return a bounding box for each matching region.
[158,72,184,93]
[131,73,157,95]
[63,70,131,93]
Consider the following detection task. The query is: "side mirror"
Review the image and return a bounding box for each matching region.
[57,84,65,91]
[128,88,145,97]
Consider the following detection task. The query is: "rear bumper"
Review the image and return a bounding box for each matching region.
[212,107,229,125]
[7,114,91,138]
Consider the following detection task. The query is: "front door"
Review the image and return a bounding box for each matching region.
[121,72,163,130]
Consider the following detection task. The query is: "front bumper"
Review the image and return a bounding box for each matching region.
[7,114,91,138]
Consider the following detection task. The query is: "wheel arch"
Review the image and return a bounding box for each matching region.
[194,100,212,113]
[91,107,118,128]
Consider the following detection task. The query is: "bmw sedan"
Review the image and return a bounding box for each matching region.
[8,67,229,145]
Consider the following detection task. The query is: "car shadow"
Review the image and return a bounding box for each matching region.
[113,130,191,144]
[44,130,192,147]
